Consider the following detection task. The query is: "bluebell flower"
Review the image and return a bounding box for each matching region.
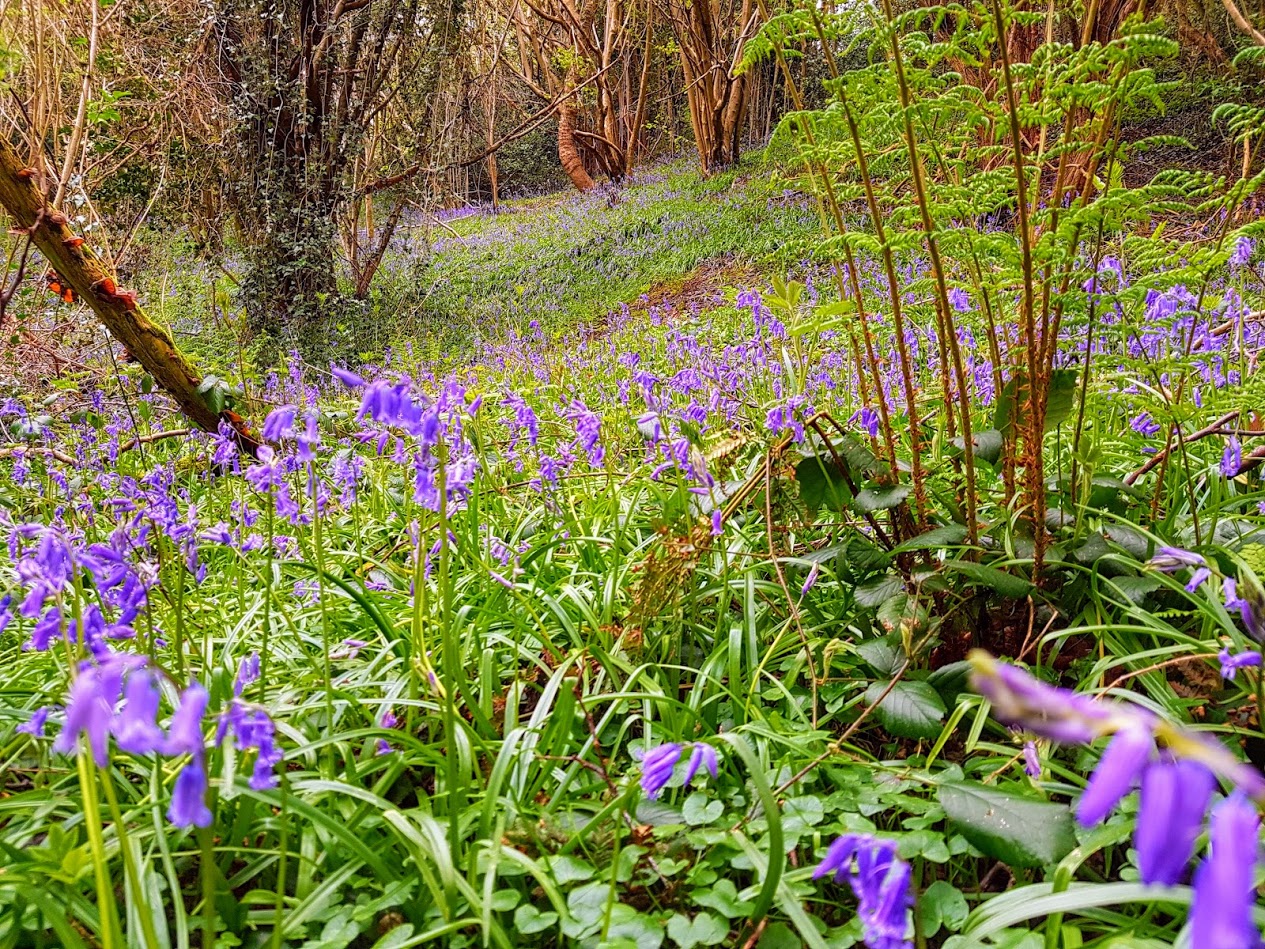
[1135,760,1215,885]
[261,405,298,442]
[234,653,261,697]
[1222,437,1243,478]
[1189,794,1262,949]
[970,656,1113,744]
[638,742,682,798]
[163,682,208,756]
[813,835,913,949]
[1230,236,1256,269]
[168,757,212,829]
[1221,649,1263,680]
[1023,741,1041,778]
[113,669,165,755]
[801,562,821,597]
[1077,723,1155,826]
[684,743,719,787]
[948,288,971,312]
[1131,412,1161,437]
[54,660,128,765]
[1187,567,1213,593]
[1152,546,1206,571]
[16,705,52,737]
[330,365,367,388]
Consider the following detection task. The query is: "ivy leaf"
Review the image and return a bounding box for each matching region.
[938,782,1076,868]
[864,680,946,739]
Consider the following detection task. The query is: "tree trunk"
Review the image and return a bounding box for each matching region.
[0,136,258,452]
[558,95,596,191]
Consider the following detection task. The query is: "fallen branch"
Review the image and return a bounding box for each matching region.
[0,134,259,456]
[1124,411,1240,486]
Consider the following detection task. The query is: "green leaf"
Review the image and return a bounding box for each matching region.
[950,429,1003,465]
[683,793,724,826]
[855,484,911,512]
[918,880,969,938]
[795,456,851,514]
[691,879,753,920]
[864,680,946,739]
[514,904,559,935]
[993,370,1078,437]
[942,561,1034,598]
[892,524,969,553]
[667,911,729,948]
[856,575,904,608]
[856,635,905,676]
[926,661,972,704]
[938,782,1076,868]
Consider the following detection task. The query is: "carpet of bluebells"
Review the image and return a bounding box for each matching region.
[6,161,1265,949]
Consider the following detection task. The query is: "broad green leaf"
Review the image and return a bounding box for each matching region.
[514,904,558,935]
[892,524,970,553]
[855,634,905,676]
[864,680,946,739]
[856,575,904,607]
[942,561,1034,598]
[795,456,851,514]
[938,782,1076,868]
[855,484,911,512]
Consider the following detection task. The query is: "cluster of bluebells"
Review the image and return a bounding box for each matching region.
[814,835,913,949]
[970,651,1264,949]
[637,741,720,798]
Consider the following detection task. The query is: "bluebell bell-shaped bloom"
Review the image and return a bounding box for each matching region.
[1222,437,1243,477]
[1187,567,1213,593]
[684,743,719,787]
[1230,236,1256,269]
[813,835,912,949]
[638,742,682,798]
[330,365,366,388]
[1190,794,1263,949]
[234,653,261,697]
[1131,413,1161,437]
[1152,546,1206,571]
[261,405,298,442]
[113,669,165,755]
[1134,759,1215,885]
[164,682,208,756]
[1220,649,1263,681]
[168,757,212,829]
[801,562,821,597]
[971,658,1113,744]
[1023,741,1041,778]
[948,288,971,312]
[54,660,130,765]
[1077,723,1155,826]
[16,705,51,737]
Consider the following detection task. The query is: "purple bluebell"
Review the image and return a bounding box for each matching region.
[1152,547,1206,571]
[1187,567,1213,593]
[1189,794,1262,949]
[684,743,719,787]
[1222,437,1242,478]
[710,509,723,536]
[1134,759,1215,885]
[331,365,367,388]
[1077,723,1155,826]
[1023,741,1041,777]
[813,835,913,949]
[638,742,683,798]
[1131,413,1160,437]
[16,705,52,737]
[164,682,208,756]
[1230,236,1256,269]
[850,406,881,438]
[801,562,821,596]
[168,757,212,829]
[970,656,1113,744]
[261,405,298,442]
[113,669,165,755]
[1220,649,1263,681]
[234,653,261,696]
[948,288,971,313]
[54,661,126,765]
